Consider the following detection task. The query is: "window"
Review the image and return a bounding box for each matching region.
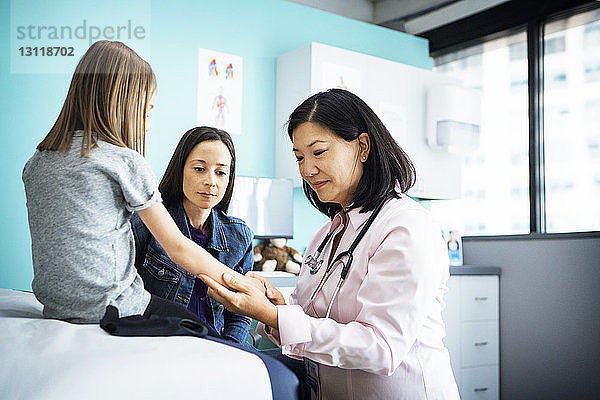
[545,35,566,54]
[583,19,600,48]
[543,9,600,233]
[428,6,600,236]
[431,33,530,236]
[584,61,600,82]
[509,42,527,61]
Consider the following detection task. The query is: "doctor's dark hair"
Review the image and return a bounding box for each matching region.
[159,126,236,213]
[287,88,416,218]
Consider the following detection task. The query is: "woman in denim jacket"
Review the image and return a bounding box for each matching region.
[131,126,253,345]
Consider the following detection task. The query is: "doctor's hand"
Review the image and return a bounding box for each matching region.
[199,273,279,329]
[246,272,287,306]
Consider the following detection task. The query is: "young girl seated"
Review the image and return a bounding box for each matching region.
[131,127,254,345]
[22,40,262,326]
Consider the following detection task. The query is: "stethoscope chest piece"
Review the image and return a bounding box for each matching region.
[305,254,323,275]
[304,229,335,275]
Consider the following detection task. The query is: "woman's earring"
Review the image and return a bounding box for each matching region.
[362,155,367,161]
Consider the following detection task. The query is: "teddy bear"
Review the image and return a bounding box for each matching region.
[253,238,303,274]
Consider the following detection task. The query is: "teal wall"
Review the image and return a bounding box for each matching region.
[0,0,432,290]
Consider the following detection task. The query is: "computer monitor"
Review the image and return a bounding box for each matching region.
[228,176,294,239]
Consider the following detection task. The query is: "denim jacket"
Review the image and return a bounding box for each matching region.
[130,203,254,345]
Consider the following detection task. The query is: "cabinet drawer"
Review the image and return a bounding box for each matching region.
[461,320,499,367]
[443,276,462,389]
[443,276,460,323]
[460,276,498,321]
[460,366,499,400]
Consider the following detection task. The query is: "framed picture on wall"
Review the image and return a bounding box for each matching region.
[442,228,463,266]
[197,48,243,135]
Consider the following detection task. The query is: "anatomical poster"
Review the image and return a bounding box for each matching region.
[197,48,243,135]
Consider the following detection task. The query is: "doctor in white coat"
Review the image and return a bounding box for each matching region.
[201,89,460,400]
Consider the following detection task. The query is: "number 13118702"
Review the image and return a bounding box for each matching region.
[19,47,74,56]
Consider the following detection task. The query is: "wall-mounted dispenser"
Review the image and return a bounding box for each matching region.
[426,85,482,153]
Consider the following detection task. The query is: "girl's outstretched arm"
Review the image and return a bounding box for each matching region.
[137,202,255,288]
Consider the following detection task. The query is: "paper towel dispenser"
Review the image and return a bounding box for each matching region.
[427,85,482,153]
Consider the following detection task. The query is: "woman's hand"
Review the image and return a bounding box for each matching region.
[246,272,287,306]
[199,273,279,329]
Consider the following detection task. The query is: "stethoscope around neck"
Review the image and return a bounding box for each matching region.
[303,197,388,318]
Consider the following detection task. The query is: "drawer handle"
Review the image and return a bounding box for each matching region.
[474,387,489,392]
[474,296,488,301]
[474,341,489,347]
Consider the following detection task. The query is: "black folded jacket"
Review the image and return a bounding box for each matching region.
[100,305,208,338]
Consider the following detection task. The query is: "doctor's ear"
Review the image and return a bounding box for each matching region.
[357,133,370,162]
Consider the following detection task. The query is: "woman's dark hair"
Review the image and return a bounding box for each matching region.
[287,88,416,218]
[159,126,236,213]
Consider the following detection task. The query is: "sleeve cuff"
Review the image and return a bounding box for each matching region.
[256,322,281,346]
[126,190,162,212]
[277,304,312,346]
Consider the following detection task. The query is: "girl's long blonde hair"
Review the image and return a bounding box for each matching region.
[38,40,156,156]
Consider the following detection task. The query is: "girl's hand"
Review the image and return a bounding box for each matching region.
[244,273,270,292]
[245,272,287,306]
[199,273,279,329]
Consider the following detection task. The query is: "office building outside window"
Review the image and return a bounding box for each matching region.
[543,9,600,233]
[430,33,530,236]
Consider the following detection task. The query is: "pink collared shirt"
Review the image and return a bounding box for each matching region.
[258,196,459,399]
